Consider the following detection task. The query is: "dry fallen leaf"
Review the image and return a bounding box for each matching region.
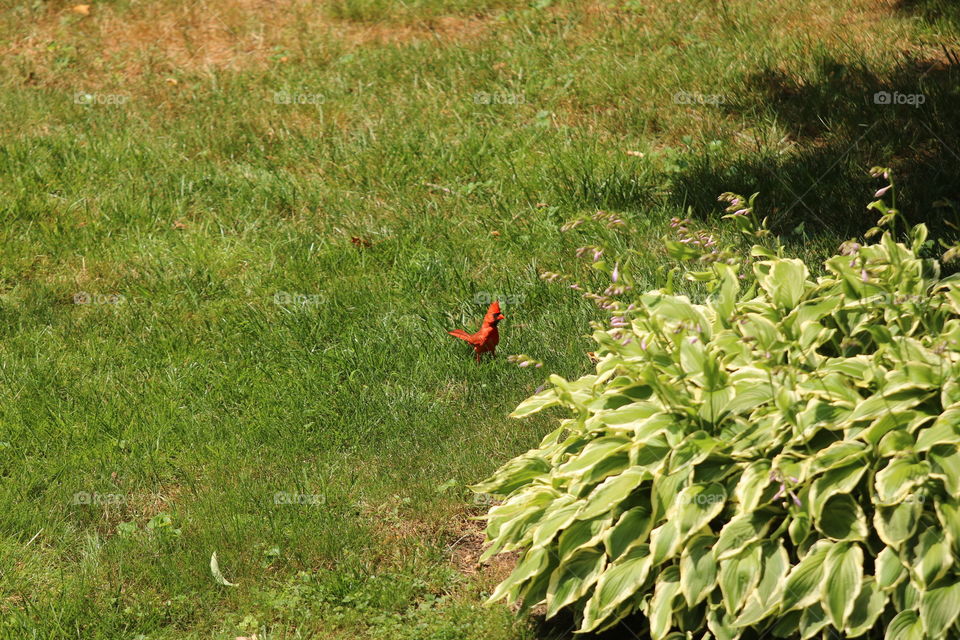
[626,150,645,157]
[350,236,372,248]
[536,202,549,208]
[210,552,238,587]
[71,4,91,15]
[165,78,178,86]
[172,220,187,230]
[490,230,500,237]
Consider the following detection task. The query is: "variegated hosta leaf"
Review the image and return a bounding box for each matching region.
[575,467,648,521]
[604,505,653,560]
[912,529,953,589]
[674,483,726,540]
[648,566,682,640]
[875,458,931,505]
[919,581,960,638]
[487,546,549,604]
[718,543,762,616]
[782,541,833,612]
[928,444,960,495]
[713,512,771,561]
[680,534,717,607]
[810,463,867,518]
[935,501,960,557]
[798,604,831,640]
[874,498,923,550]
[581,544,652,632]
[885,610,925,640]
[876,546,908,591]
[820,541,864,628]
[733,540,788,627]
[544,547,606,619]
[733,460,771,512]
[817,493,868,541]
[846,578,887,637]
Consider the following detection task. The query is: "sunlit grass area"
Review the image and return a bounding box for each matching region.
[1,0,959,637]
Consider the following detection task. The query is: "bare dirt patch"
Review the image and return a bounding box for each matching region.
[447,511,518,586]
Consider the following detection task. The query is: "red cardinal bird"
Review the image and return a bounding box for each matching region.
[448,301,505,363]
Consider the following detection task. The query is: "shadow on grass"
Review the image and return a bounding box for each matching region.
[896,0,960,30]
[670,54,960,240]
[531,610,789,640]
[530,609,651,640]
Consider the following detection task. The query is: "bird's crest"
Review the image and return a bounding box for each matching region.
[483,300,505,325]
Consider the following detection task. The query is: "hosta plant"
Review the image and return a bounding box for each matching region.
[473,183,960,639]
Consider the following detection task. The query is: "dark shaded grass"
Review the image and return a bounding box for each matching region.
[672,53,960,240]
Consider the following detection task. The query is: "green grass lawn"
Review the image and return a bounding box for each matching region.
[1,0,959,637]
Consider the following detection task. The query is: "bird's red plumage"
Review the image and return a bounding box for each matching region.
[448,301,505,362]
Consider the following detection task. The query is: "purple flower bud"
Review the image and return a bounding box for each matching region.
[874,185,891,198]
[611,263,619,283]
[839,241,861,256]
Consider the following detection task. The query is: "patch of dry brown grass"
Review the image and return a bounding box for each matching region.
[2,0,491,88]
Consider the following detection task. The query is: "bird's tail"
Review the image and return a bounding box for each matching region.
[448,329,472,342]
